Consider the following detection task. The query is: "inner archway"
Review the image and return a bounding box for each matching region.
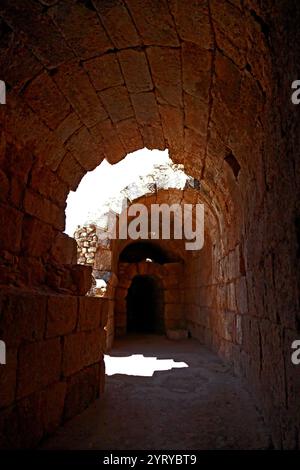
[127,275,164,334]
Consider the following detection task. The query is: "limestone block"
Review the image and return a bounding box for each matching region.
[69,264,93,295]
[46,295,78,338]
[78,296,102,331]
[0,291,47,348]
[62,332,86,377]
[40,381,66,435]
[51,231,77,265]
[63,364,100,421]
[0,203,23,252]
[166,329,188,340]
[84,329,104,366]
[17,339,62,398]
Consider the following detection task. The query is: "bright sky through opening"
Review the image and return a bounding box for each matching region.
[65,148,189,236]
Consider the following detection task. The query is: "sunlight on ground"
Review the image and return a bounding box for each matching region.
[105,354,189,377]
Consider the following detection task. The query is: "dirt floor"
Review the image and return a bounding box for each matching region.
[41,335,270,450]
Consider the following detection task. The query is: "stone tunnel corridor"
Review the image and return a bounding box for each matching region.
[41,335,269,450]
[0,0,300,454]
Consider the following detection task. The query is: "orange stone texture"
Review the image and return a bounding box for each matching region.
[0,0,299,450]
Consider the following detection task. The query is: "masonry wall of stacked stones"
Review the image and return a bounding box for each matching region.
[0,0,299,449]
[0,290,108,448]
[75,224,98,266]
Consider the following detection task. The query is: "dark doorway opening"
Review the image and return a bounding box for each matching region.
[126,275,164,334]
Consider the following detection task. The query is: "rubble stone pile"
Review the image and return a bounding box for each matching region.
[74,224,98,266]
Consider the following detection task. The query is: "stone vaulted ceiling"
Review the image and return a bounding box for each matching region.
[0,0,269,218]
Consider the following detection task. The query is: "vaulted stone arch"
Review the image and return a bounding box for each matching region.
[0,0,299,450]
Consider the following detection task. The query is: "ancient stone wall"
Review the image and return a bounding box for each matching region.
[75,224,98,266]
[0,289,107,448]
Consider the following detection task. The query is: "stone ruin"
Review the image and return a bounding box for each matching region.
[75,224,98,266]
[0,0,299,450]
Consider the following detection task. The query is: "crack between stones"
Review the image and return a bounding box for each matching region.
[143,48,168,151]
[113,1,147,151]
[57,44,127,163]
[201,0,217,181]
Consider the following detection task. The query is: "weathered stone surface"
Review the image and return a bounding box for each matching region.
[49,0,112,59]
[222,311,236,342]
[184,93,209,136]
[0,204,23,252]
[0,0,74,67]
[116,118,143,154]
[0,292,47,347]
[66,127,104,171]
[69,264,93,295]
[46,295,78,338]
[10,393,44,448]
[63,364,99,420]
[0,37,43,91]
[0,349,17,408]
[170,0,212,48]
[53,61,107,128]
[18,256,46,287]
[147,47,182,107]
[90,119,126,164]
[78,297,102,331]
[126,0,179,46]
[164,288,184,304]
[23,190,64,231]
[182,42,211,101]
[210,0,246,66]
[84,53,123,91]
[166,329,188,340]
[30,163,69,207]
[23,71,70,130]
[94,0,140,49]
[55,112,82,143]
[235,277,248,315]
[119,49,153,93]
[51,232,77,265]
[165,303,183,320]
[99,86,134,123]
[214,52,241,114]
[100,300,109,328]
[84,329,104,366]
[57,152,85,191]
[62,332,85,376]
[131,92,165,149]
[0,170,9,202]
[40,381,66,435]
[159,105,184,152]
[184,126,206,162]
[0,0,299,451]
[17,338,62,398]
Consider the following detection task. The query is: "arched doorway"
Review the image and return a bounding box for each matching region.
[126,275,164,334]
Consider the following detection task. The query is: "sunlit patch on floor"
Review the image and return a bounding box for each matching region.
[105,354,189,377]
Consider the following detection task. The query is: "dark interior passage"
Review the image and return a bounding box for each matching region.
[126,275,164,334]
